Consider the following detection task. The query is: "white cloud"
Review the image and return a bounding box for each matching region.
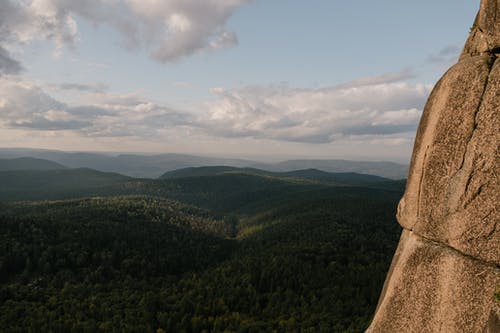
[0,0,78,48]
[201,77,432,144]
[0,77,191,136]
[210,31,238,50]
[334,69,416,89]
[0,71,431,152]
[0,0,249,65]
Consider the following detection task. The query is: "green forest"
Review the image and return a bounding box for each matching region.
[0,166,404,332]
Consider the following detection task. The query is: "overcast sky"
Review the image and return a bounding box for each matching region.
[0,0,478,162]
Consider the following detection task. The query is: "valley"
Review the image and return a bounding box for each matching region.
[0,158,403,332]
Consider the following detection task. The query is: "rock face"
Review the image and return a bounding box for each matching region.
[367,1,500,332]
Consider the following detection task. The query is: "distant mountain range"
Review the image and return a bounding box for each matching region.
[0,157,66,171]
[0,160,404,332]
[0,168,131,202]
[0,164,405,211]
[0,148,409,179]
[160,166,392,185]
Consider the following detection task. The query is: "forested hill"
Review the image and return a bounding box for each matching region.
[160,166,392,185]
[0,168,131,201]
[0,157,67,171]
[0,166,404,204]
[0,149,409,179]
[0,165,404,332]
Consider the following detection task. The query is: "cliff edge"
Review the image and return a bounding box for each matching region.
[367,0,500,332]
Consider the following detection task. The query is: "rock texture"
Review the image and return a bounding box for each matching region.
[367,1,500,332]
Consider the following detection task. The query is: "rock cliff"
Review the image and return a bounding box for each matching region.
[367,0,500,332]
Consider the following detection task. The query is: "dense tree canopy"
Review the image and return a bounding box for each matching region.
[0,169,403,332]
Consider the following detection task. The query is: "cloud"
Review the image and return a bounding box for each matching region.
[0,46,23,75]
[0,79,92,130]
[210,31,238,50]
[426,45,461,64]
[0,0,25,73]
[56,82,108,93]
[67,105,115,117]
[0,0,250,66]
[0,71,431,146]
[334,69,416,89]
[132,0,248,62]
[0,0,78,48]
[0,77,192,136]
[11,118,92,131]
[202,78,432,144]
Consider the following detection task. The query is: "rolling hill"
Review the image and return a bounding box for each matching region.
[0,157,67,171]
[160,166,393,185]
[0,161,406,331]
[0,148,408,179]
[0,168,131,201]
[268,159,409,179]
[0,166,405,208]
[0,185,402,332]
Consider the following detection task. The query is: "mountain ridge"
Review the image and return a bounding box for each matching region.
[160,165,393,185]
[0,148,408,179]
[0,157,67,171]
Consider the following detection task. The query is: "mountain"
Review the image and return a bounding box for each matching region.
[368,2,500,332]
[279,169,392,184]
[0,149,259,178]
[0,148,408,179]
[153,173,402,215]
[0,165,405,214]
[0,157,66,171]
[268,159,408,179]
[160,165,254,178]
[0,146,406,332]
[0,168,130,201]
[0,184,402,332]
[160,166,393,185]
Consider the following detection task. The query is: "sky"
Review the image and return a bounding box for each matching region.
[0,0,479,162]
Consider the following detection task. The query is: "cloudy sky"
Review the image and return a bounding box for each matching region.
[0,0,478,162]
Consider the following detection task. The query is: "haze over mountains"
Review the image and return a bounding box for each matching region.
[0,148,408,179]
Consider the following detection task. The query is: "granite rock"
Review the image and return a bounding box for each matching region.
[367,1,500,331]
